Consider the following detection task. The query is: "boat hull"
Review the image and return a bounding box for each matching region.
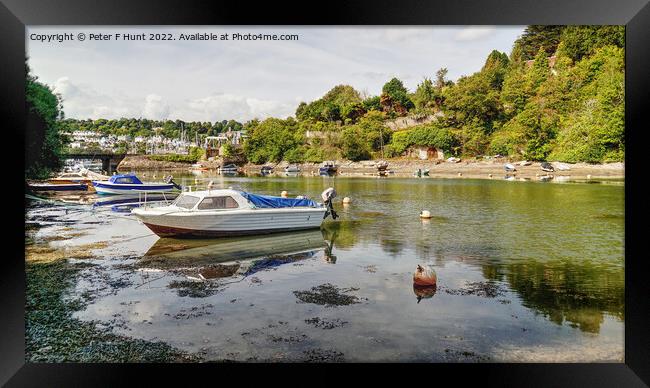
[134,208,327,238]
[92,181,175,195]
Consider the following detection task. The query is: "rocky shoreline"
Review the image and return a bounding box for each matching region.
[118,155,624,180]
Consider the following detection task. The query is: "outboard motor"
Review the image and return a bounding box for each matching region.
[321,187,338,220]
[164,175,183,190]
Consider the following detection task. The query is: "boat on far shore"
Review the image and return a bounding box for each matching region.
[285,164,301,173]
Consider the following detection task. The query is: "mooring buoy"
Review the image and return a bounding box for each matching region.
[420,210,432,219]
[343,197,351,204]
[281,190,288,198]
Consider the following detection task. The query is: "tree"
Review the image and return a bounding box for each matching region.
[511,25,565,62]
[381,77,414,114]
[26,63,66,178]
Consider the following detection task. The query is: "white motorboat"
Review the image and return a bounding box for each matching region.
[132,187,339,238]
[92,173,178,195]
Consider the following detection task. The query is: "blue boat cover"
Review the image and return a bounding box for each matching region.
[109,174,143,184]
[239,192,319,208]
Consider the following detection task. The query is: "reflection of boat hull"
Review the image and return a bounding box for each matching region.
[28,182,88,192]
[142,221,322,238]
[142,229,327,266]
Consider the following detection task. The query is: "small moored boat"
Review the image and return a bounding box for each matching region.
[218,164,239,173]
[261,165,274,175]
[285,164,301,173]
[504,163,517,172]
[92,173,177,195]
[132,187,339,238]
[541,162,555,172]
[319,161,338,175]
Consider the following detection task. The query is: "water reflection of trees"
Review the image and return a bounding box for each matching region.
[482,258,624,333]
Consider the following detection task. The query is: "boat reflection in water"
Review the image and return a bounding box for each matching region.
[140,229,329,274]
[92,193,178,213]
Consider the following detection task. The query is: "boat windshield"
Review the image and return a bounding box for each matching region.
[197,196,239,210]
[174,194,200,209]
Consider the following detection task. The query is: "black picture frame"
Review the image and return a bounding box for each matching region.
[3,0,649,385]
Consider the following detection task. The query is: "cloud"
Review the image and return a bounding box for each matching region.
[455,26,497,41]
[182,93,293,122]
[53,76,139,119]
[142,94,170,120]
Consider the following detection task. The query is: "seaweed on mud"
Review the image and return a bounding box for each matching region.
[168,280,223,298]
[443,348,491,362]
[441,281,507,298]
[304,317,348,329]
[293,283,364,307]
[302,349,345,363]
[26,259,197,362]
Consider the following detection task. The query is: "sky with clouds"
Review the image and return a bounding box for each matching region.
[27,26,524,123]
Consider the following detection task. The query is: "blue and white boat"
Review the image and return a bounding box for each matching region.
[92,173,177,195]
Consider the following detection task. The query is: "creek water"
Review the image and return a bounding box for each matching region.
[26,173,625,362]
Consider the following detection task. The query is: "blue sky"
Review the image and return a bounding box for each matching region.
[27,26,525,122]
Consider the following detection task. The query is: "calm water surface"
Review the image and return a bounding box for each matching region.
[28,174,625,362]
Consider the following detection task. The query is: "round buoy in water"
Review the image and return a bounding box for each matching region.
[413,264,437,287]
[281,190,288,198]
[343,197,351,204]
[420,210,432,219]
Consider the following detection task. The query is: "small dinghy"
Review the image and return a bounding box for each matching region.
[504,163,517,172]
[92,173,177,195]
[218,164,239,173]
[555,163,571,171]
[541,162,555,172]
[285,164,301,173]
[319,161,338,175]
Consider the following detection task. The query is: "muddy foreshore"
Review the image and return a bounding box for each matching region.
[117,155,624,180]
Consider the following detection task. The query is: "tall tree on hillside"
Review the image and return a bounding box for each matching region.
[511,25,565,62]
[381,77,414,115]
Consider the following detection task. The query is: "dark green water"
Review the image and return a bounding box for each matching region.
[30,174,624,361]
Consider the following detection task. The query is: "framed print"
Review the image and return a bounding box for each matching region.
[2,0,649,385]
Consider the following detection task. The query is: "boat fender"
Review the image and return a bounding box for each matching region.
[413,264,437,287]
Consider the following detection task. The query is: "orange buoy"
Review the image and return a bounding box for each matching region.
[281,190,288,198]
[413,264,437,287]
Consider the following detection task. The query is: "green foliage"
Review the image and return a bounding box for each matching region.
[381,78,414,114]
[26,65,66,178]
[550,46,624,162]
[243,118,303,163]
[340,127,371,161]
[362,96,382,112]
[511,25,565,61]
[559,26,625,63]
[296,85,363,122]
[387,123,455,156]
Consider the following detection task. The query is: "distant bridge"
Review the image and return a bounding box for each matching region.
[62,151,137,174]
